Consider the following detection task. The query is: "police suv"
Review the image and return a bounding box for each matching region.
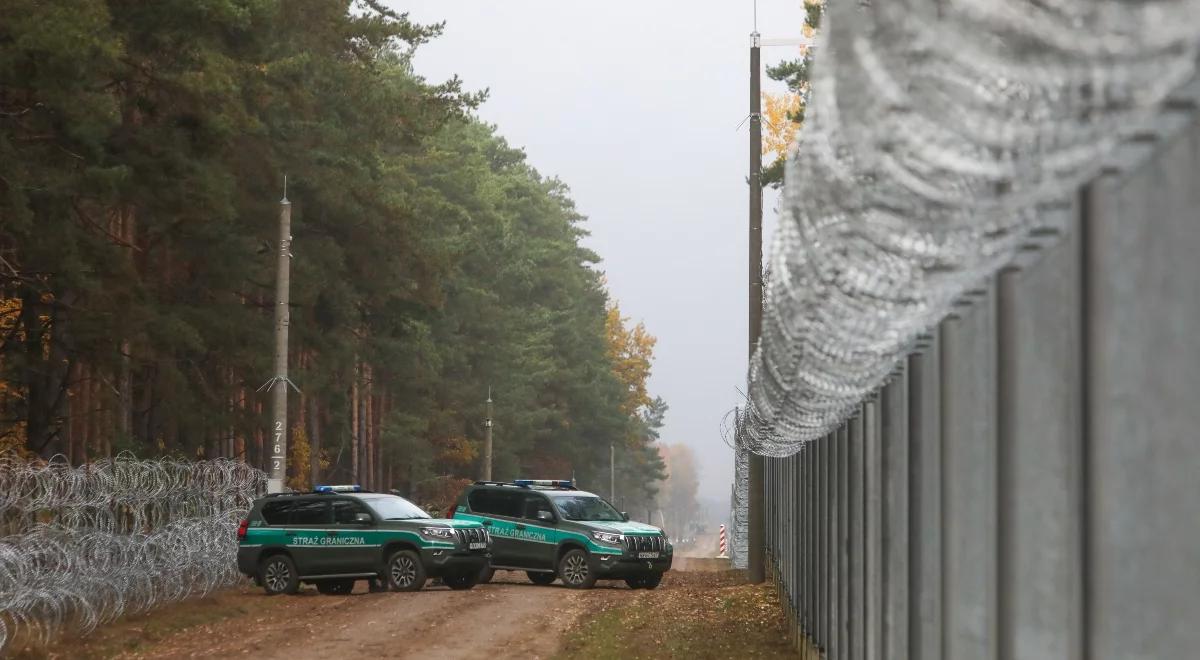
[237,485,492,595]
[449,480,672,589]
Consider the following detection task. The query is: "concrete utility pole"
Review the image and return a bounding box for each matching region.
[747,30,767,584]
[482,388,494,481]
[267,180,293,494]
[610,443,616,505]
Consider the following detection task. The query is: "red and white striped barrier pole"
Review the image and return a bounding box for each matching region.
[718,524,728,558]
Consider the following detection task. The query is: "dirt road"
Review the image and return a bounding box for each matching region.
[109,573,616,660]
[20,564,781,660]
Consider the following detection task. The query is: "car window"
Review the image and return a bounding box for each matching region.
[332,499,372,525]
[523,494,554,521]
[363,494,430,520]
[551,495,623,522]
[261,500,293,525]
[468,489,523,517]
[288,499,332,525]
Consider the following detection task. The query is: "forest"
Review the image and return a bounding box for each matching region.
[0,1,668,511]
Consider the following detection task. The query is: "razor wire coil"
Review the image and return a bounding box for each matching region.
[0,454,265,651]
[739,0,1200,457]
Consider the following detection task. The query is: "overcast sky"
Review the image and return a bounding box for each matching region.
[390,1,804,504]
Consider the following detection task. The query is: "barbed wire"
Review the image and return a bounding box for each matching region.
[720,409,749,569]
[0,454,265,651]
[741,0,1200,456]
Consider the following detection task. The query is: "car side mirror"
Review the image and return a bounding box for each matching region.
[536,510,554,523]
[353,512,372,525]
[620,511,629,521]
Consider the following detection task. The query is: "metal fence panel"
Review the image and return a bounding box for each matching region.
[882,369,910,660]
[1086,118,1200,660]
[996,203,1085,660]
[753,105,1199,660]
[909,333,943,660]
[941,283,999,660]
[849,412,866,660]
[864,399,883,660]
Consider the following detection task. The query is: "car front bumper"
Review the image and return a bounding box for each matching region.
[589,551,673,578]
[419,547,491,577]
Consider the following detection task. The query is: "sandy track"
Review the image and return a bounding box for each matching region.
[122,575,604,660]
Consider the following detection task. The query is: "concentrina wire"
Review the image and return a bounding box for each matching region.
[0,455,266,651]
[738,0,1200,458]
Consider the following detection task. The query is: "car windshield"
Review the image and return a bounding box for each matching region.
[365,495,430,520]
[552,495,624,522]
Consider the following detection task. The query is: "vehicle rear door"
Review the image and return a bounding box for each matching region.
[521,493,559,569]
[331,498,378,574]
[257,499,295,559]
[467,488,527,566]
[284,498,335,575]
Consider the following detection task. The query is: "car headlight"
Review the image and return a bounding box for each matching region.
[420,527,456,541]
[591,530,624,545]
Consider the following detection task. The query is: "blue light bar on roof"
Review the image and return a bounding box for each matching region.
[514,479,572,489]
[315,484,362,493]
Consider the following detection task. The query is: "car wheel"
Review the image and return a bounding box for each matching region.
[443,570,479,590]
[259,554,299,595]
[316,578,355,595]
[527,571,557,586]
[558,549,596,589]
[387,550,427,592]
[478,566,495,584]
[624,576,645,589]
[641,573,663,590]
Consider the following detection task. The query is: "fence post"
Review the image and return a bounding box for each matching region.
[882,367,910,660]
[909,329,943,660]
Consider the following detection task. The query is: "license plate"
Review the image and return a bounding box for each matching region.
[469,542,487,550]
[637,551,659,559]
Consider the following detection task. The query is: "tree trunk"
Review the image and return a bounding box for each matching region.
[23,289,71,458]
[364,366,374,491]
[351,363,359,482]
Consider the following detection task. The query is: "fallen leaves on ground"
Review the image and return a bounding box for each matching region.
[556,570,796,659]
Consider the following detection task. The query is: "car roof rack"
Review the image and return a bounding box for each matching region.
[474,479,576,490]
[261,485,372,498]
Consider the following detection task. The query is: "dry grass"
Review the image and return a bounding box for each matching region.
[556,570,797,659]
[7,584,278,659]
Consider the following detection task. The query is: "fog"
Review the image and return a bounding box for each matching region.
[393,1,804,503]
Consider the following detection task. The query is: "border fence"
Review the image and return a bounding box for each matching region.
[761,95,1200,659]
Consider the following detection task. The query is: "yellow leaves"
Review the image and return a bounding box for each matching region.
[761,92,801,165]
[288,424,312,492]
[435,435,477,469]
[605,303,656,416]
[0,426,32,458]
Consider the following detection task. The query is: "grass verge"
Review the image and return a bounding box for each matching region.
[556,570,796,659]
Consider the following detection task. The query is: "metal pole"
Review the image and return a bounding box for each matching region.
[747,32,767,584]
[267,179,292,494]
[483,388,493,481]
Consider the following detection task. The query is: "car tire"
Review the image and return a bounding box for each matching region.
[641,573,663,590]
[558,549,596,589]
[387,550,427,592]
[316,578,355,595]
[624,576,645,589]
[443,570,479,590]
[259,554,300,596]
[527,571,557,586]
[478,566,495,584]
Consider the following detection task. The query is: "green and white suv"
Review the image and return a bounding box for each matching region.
[237,485,492,595]
[450,480,672,589]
